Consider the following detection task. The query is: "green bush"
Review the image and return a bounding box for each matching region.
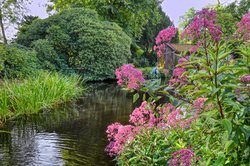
[16,8,132,81]
[31,39,74,74]
[0,72,83,121]
[118,128,170,166]
[0,44,39,79]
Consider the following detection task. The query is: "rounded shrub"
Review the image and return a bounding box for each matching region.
[0,44,39,79]
[16,8,132,81]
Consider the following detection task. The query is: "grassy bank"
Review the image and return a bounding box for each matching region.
[0,72,83,123]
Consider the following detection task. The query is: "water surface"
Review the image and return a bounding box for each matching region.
[0,83,133,166]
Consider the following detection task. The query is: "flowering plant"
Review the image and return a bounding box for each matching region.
[106,8,250,166]
[153,26,177,57]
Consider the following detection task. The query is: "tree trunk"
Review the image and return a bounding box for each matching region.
[0,10,7,44]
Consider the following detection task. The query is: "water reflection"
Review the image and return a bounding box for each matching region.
[0,83,133,166]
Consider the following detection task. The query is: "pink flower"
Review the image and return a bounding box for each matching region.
[163,69,169,75]
[237,12,250,41]
[193,98,208,109]
[181,8,222,42]
[115,64,145,89]
[208,25,222,42]
[169,76,188,87]
[167,109,182,128]
[165,108,193,129]
[189,42,202,54]
[239,74,250,83]
[105,123,137,157]
[173,67,186,77]
[154,26,177,57]
[158,103,175,120]
[155,26,177,45]
[235,88,241,96]
[178,56,190,64]
[169,148,198,166]
[129,101,157,127]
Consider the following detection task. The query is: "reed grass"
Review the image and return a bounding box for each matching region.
[0,72,83,122]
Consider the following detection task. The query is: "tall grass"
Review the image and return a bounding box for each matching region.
[0,72,83,122]
[0,89,10,120]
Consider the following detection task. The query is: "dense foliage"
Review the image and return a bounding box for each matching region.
[106,9,250,166]
[0,44,39,79]
[47,0,163,39]
[131,7,176,68]
[16,8,131,81]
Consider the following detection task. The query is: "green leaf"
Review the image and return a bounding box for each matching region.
[218,51,231,60]
[224,140,234,153]
[240,126,250,140]
[133,93,140,103]
[213,156,225,165]
[222,119,232,134]
[210,88,220,96]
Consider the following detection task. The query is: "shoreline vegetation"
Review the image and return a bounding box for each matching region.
[0,72,83,127]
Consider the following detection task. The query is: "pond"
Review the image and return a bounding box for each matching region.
[0,83,134,166]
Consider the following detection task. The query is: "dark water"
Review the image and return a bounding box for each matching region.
[0,83,133,166]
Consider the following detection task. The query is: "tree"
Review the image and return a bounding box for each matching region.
[178,0,250,37]
[0,0,31,44]
[225,0,250,20]
[16,8,132,81]
[130,7,176,67]
[47,0,163,39]
[139,7,174,56]
[178,7,196,30]
[216,0,250,36]
[18,15,38,26]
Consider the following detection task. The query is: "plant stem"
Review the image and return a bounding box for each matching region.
[214,43,224,118]
[204,29,210,67]
[204,29,213,82]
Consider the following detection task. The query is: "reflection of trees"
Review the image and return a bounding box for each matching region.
[0,83,133,166]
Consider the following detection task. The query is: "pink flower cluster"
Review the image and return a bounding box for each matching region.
[189,41,202,54]
[237,12,250,41]
[105,123,136,157]
[173,67,186,77]
[153,26,177,57]
[129,101,157,127]
[193,98,207,109]
[169,67,187,87]
[106,101,199,157]
[157,103,195,129]
[115,64,145,89]
[181,8,222,42]
[106,101,155,157]
[178,56,189,65]
[193,97,214,112]
[155,26,177,45]
[239,74,250,83]
[169,56,190,86]
[169,148,198,166]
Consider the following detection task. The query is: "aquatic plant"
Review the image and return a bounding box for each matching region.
[0,72,83,123]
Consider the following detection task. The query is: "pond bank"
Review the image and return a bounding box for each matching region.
[0,72,83,126]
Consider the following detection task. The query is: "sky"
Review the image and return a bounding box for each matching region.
[7,0,235,39]
[26,0,235,24]
[162,0,235,26]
